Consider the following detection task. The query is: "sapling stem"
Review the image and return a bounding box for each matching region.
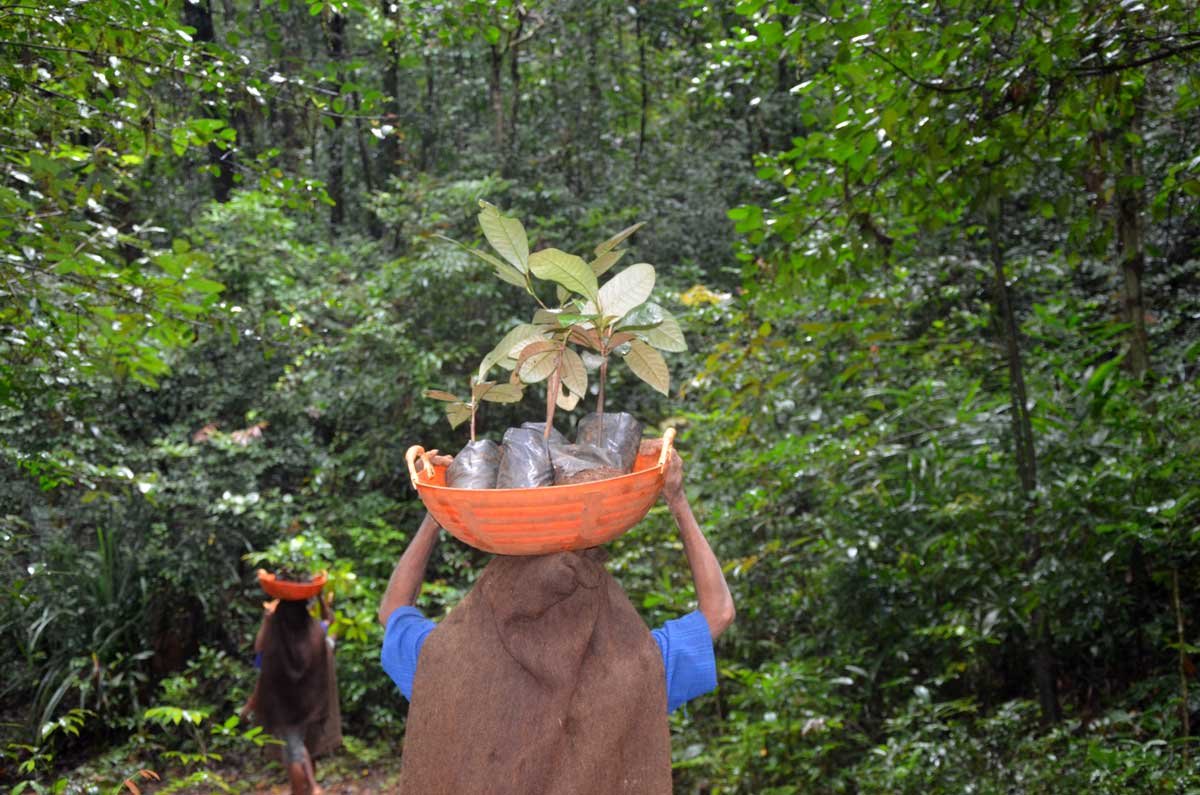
[597,355,609,419]
[543,368,561,440]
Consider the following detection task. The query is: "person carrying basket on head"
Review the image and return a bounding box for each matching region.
[244,577,342,795]
[378,439,734,794]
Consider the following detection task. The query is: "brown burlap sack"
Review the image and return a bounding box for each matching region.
[399,550,672,794]
[253,600,342,759]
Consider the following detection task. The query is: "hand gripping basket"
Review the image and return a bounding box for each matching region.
[405,428,675,555]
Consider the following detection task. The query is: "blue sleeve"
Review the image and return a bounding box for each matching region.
[380,606,436,701]
[651,610,718,712]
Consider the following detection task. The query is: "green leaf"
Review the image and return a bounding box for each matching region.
[622,339,670,395]
[598,263,655,320]
[470,248,526,287]
[478,324,545,380]
[594,222,644,256]
[477,200,529,273]
[589,248,627,278]
[446,403,473,429]
[528,248,598,301]
[424,389,461,402]
[184,277,225,295]
[171,127,190,156]
[434,233,526,287]
[559,348,587,397]
[518,347,561,384]
[556,384,581,411]
[479,383,524,403]
[621,303,687,352]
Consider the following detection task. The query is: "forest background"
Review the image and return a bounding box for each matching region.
[2,0,1199,792]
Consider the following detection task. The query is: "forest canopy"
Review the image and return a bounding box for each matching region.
[2,0,1199,792]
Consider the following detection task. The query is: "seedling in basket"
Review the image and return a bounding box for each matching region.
[424,378,525,441]
[452,201,687,435]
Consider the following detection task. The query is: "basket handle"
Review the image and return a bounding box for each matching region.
[658,427,676,471]
[405,445,428,489]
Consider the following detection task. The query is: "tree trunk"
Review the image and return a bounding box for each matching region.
[420,48,437,171]
[326,10,346,232]
[183,0,235,202]
[1116,106,1150,380]
[489,44,506,163]
[505,17,524,178]
[987,206,1062,725]
[381,0,401,178]
[635,0,648,169]
[352,92,382,239]
[1173,567,1191,753]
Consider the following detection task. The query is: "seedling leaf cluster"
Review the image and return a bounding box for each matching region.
[431,201,687,438]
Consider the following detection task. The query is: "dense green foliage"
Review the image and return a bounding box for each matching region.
[2,0,1198,792]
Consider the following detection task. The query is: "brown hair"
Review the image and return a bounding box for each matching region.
[256,599,330,732]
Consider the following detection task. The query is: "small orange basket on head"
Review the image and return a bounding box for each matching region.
[257,569,327,601]
[406,428,675,556]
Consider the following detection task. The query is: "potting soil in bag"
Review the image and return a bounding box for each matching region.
[446,439,501,489]
[576,412,643,473]
[521,421,568,445]
[495,427,554,489]
[550,442,624,485]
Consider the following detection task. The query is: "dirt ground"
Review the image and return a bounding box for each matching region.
[127,746,406,794]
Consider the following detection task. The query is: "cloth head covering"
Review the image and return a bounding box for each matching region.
[399,549,672,794]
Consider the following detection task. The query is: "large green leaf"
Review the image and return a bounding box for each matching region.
[597,263,655,320]
[528,248,598,301]
[619,303,687,352]
[477,200,529,273]
[478,324,545,380]
[622,339,670,395]
[594,222,644,256]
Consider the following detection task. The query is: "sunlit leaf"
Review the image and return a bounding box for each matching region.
[528,248,598,301]
[598,263,655,320]
[478,200,529,273]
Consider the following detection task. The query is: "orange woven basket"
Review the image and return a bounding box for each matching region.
[406,428,675,556]
[257,569,327,601]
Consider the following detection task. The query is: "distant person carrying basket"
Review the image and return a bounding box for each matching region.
[244,583,342,795]
[378,440,734,794]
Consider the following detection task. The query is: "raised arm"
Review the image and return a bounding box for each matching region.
[662,450,735,640]
[378,511,442,625]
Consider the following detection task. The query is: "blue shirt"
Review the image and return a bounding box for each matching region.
[381,607,717,713]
